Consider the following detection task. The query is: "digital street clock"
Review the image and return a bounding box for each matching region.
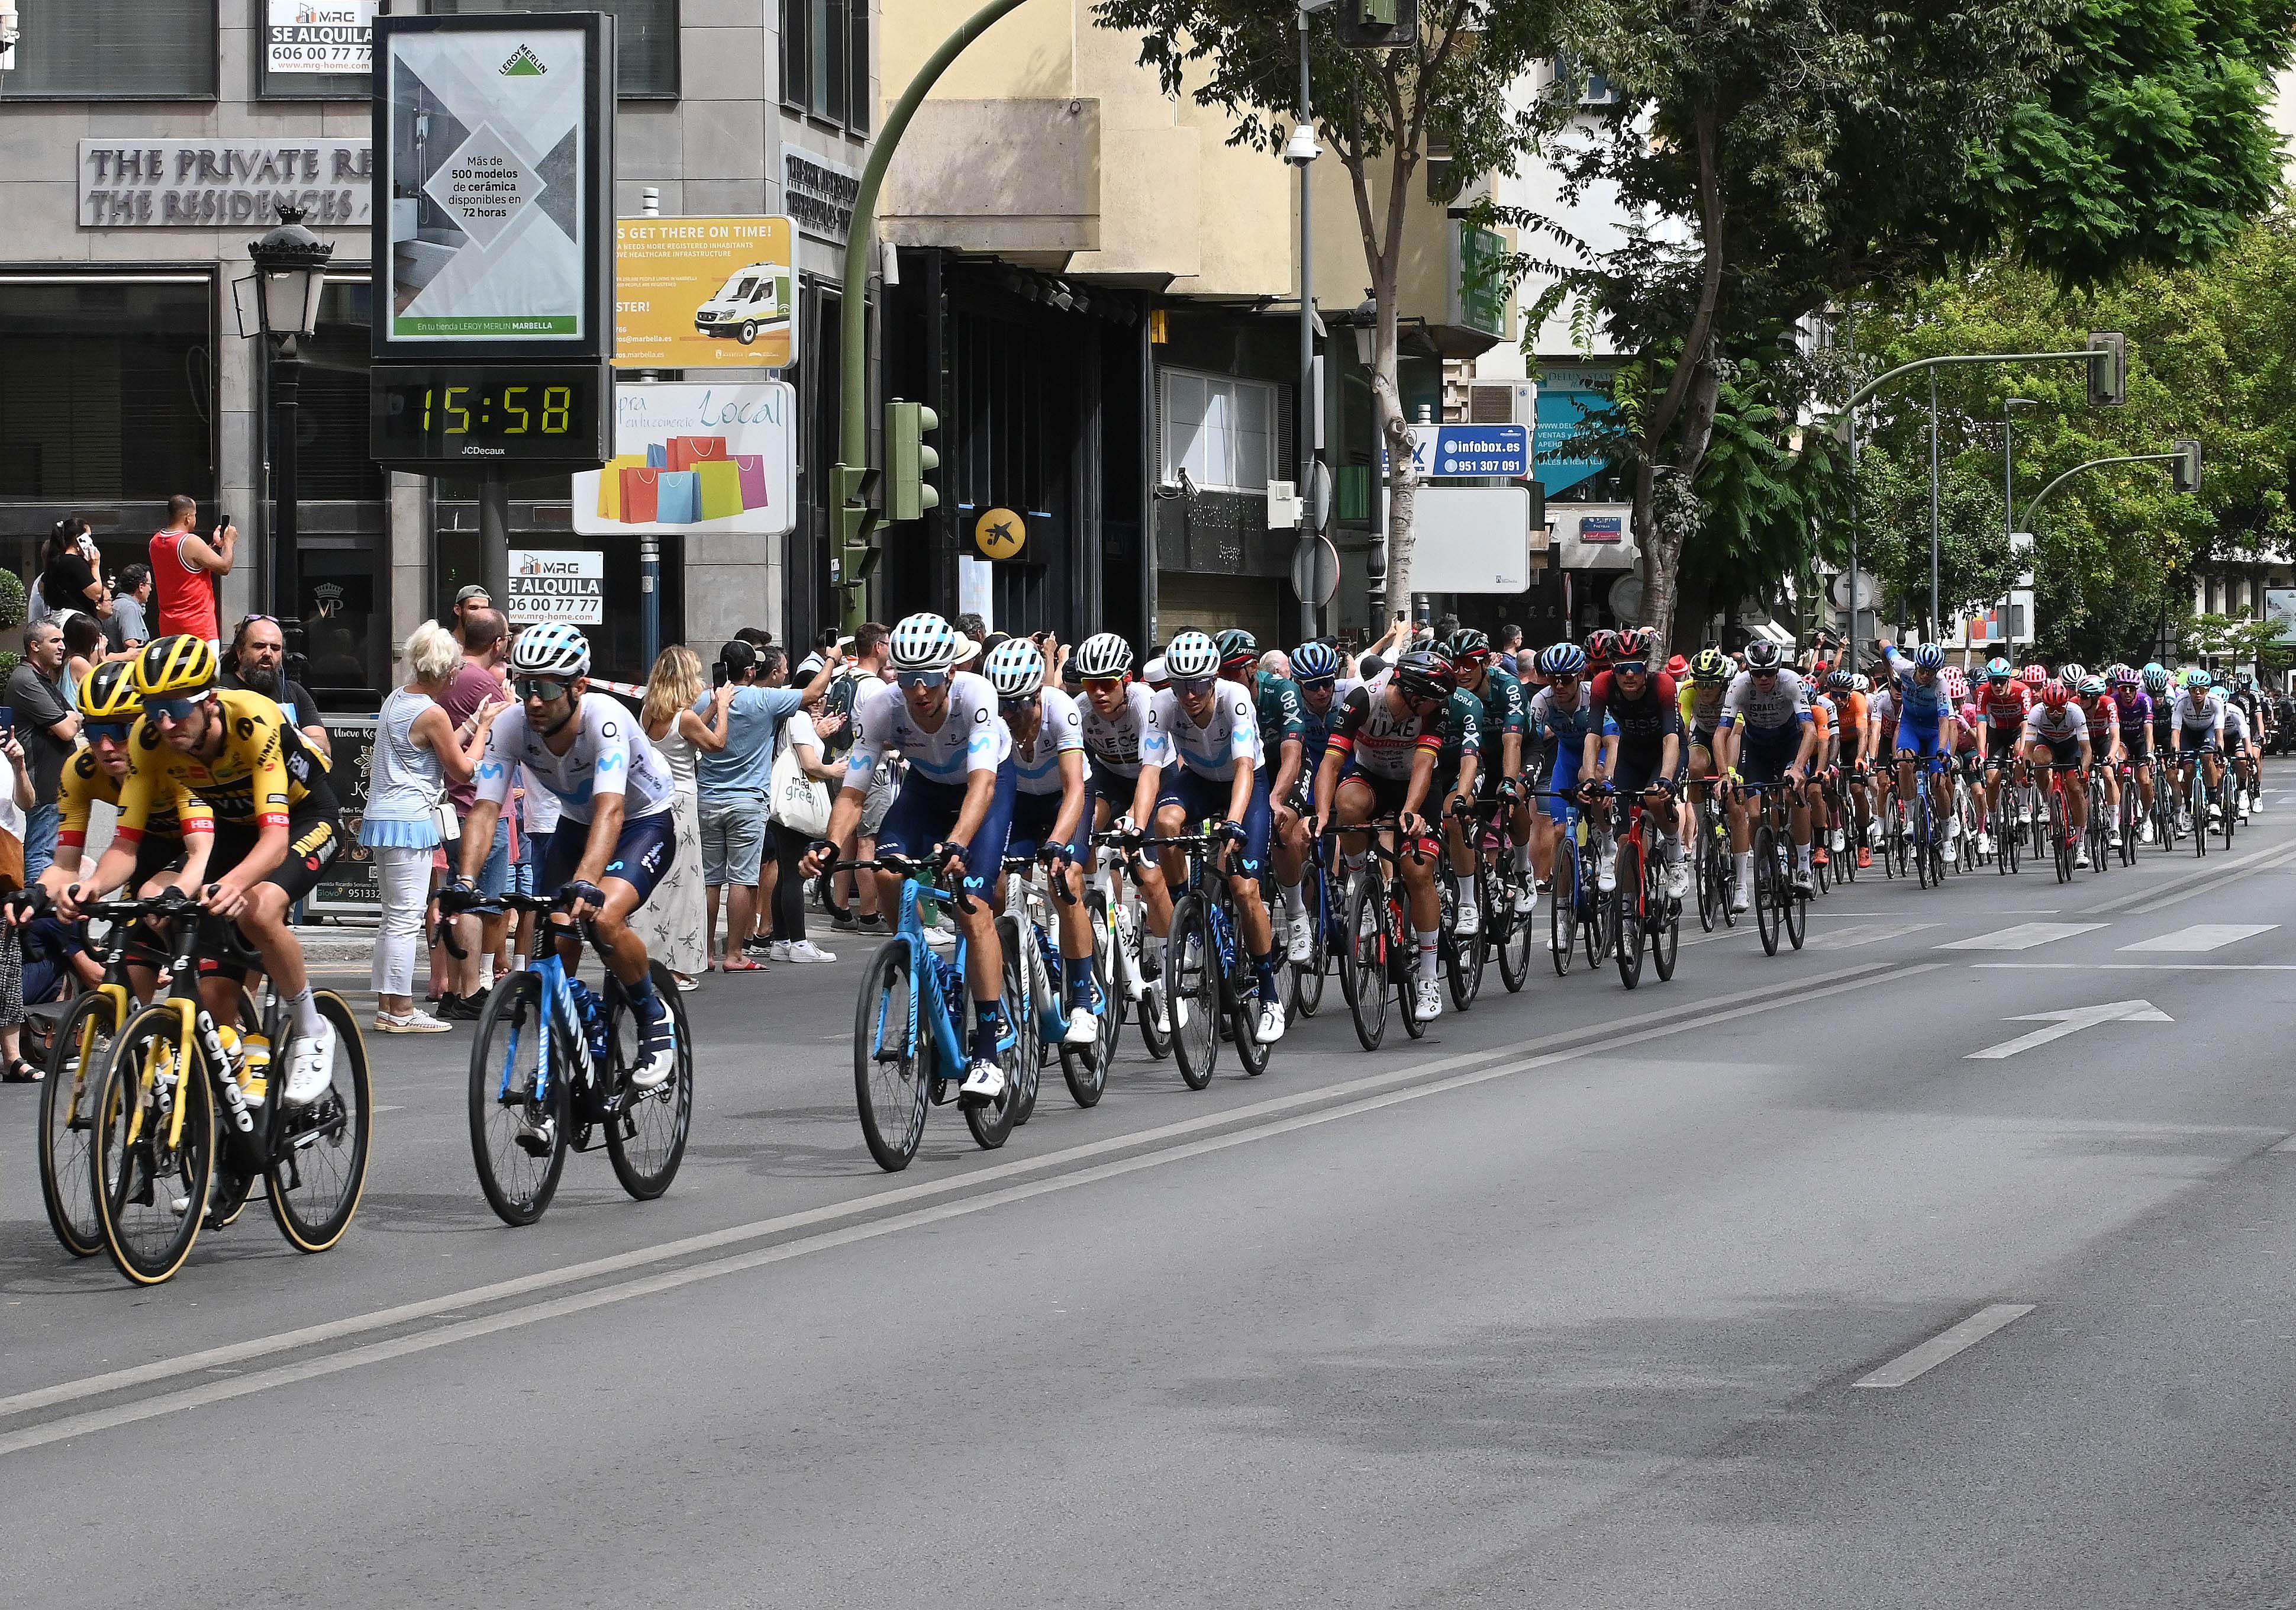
[369,363,612,466]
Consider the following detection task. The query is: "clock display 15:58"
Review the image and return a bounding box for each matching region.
[371,366,607,463]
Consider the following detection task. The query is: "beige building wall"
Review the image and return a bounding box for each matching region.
[1309,152,1512,346]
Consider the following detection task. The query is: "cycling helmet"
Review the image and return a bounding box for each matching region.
[1824,669,1854,693]
[1442,627,1491,662]
[1690,647,1730,684]
[77,658,145,722]
[1291,640,1341,682]
[2108,663,2137,687]
[1985,656,2013,681]
[1943,670,1968,701]
[1585,629,1620,664]
[1391,649,1457,703]
[982,637,1047,698]
[2039,680,2072,710]
[1073,632,1135,679]
[888,612,962,672]
[1743,640,1784,672]
[2019,664,2049,687]
[1214,628,1259,674]
[1852,673,1872,695]
[2078,675,2108,698]
[1613,627,1656,666]
[1911,642,1946,671]
[507,620,591,680]
[2058,662,2087,686]
[134,633,219,698]
[2185,667,2213,690]
[2143,664,2170,692]
[1163,630,1221,681]
[1538,642,1587,678]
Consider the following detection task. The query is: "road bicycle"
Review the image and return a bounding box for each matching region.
[1464,790,1537,995]
[1690,773,1736,931]
[1982,757,2023,875]
[1089,832,1174,1063]
[1147,826,1272,1085]
[88,888,371,1286]
[1736,780,1807,957]
[1582,782,1681,990]
[1334,821,1436,1050]
[1285,823,1339,1017]
[1543,791,1615,975]
[999,854,1105,1116]
[1894,752,1950,890]
[35,892,154,1259]
[457,890,694,1224]
[1438,796,1491,1011]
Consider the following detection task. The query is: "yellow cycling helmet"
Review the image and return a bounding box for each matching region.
[134,633,219,698]
[76,658,145,723]
[1690,647,1730,684]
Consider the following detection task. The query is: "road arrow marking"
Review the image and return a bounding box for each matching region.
[1966,999,2174,1060]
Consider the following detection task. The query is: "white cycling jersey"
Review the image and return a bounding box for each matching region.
[2171,688,2226,732]
[2221,699,2250,742]
[845,671,1011,790]
[476,693,676,824]
[1011,686,1086,797]
[2021,701,2089,745]
[1077,680,1160,780]
[1718,667,1812,732]
[1141,678,1262,782]
[1869,686,1896,725]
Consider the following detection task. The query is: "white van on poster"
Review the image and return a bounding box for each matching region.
[573,382,797,537]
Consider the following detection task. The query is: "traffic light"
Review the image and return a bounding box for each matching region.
[2087,330,2127,407]
[2172,437,2202,495]
[886,399,940,521]
[833,462,880,555]
[1335,0,1417,49]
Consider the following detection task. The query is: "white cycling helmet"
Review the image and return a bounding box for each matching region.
[509,621,591,680]
[888,611,962,672]
[982,637,1046,697]
[1073,632,1134,678]
[1163,630,1220,680]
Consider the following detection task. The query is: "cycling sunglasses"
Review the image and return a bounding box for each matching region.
[1173,676,1216,695]
[514,676,572,702]
[85,721,134,745]
[896,670,947,691]
[146,695,204,722]
[1613,659,1649,675]
[1296,677,1336,693]
[1547,671,1581,685]
[1749,667,1781,680]
[998,693,1040,713]
[1080,676,1126,694]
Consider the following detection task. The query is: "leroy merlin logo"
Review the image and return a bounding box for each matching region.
[499,44,547,76]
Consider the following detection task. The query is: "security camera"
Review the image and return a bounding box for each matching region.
[1284,127,1321,166]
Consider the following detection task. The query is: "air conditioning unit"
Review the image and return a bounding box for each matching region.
[1465,380,1533,426]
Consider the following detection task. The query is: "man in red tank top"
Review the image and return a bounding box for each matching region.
[149,494,236,648]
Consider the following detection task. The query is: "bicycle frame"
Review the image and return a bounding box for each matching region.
[872,874,972,1086]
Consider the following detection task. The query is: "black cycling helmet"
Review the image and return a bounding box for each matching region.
[1441,627,1491,664]
[1390,649,1457,704]
[1214,627,1259,674]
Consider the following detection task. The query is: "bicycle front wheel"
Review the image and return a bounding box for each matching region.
[1168,894,1219,1089]
[469,970,571,1222]
[961,944,1027,1149]
[267,991,373,1252]
[1614,839,1645,990]
[605,962,694,1202]
[40,989,121,1258]
[1752,826,1781,957]
[1345,874,1389,1051]
[854,940,930,1173]
[91,1006,214,1286]
[1549,839,1578,976]
[997,915,1043,1127]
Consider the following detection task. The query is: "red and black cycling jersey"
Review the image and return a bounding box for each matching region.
[1324,673,1452,781]
[1586,669,1682,752]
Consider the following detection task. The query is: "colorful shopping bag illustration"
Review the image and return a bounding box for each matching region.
[656,469,702,525]
[695,459,744,521]
[620,465,661,524]
[595,455,645,521]
[734,455,768,510]
[669,435,730,472]
[646,442,669,469]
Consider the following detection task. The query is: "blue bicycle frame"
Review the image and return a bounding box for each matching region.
[872,874,978,1083]
[496,945,602,1110]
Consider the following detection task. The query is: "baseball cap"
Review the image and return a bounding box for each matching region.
[454,584,491,606]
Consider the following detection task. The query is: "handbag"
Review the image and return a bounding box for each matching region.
[620,465,662,524]
[694,459,744,521]
[656,469,702,526]
[430,793,460,845]
[734,453,769,510]
[769,727,831,837]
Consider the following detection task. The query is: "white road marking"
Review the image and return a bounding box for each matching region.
[1966,999,2172,1060]
[1939,922,2108,951]
[1975,962,2296,972]
[1832,921,1940,948]
[1853,1303,2036,1388]
[0,960,1947,1456]
[2085,839,2296,916]
[2117,923,2278,952]
[2271,1133,2296,1155]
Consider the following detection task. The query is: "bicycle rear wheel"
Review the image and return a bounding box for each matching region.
[1345,873,1389,1051]
[1651,860,1680,981]
[1442,865,1483,1012]
[1613,838,1645,990]
[1497,862,1534,993]
[1292,866,1330,1019]
[91,1006,214,1286]
[1231,933,1271,1078]
[1168,894,1219,1089]
[601,964,694,1202]
[996,915,1043,1127]
[470,970,572,1221]
[39,989,121,1258]
[1783,849,1808,949]
[267,991,373,1251]
[962,946,1029,1149]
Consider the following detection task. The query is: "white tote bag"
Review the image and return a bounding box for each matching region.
[769,724,832,837]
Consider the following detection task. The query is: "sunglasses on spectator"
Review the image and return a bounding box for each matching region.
[896,670,948,691]
[514,677,572,702]
[147,696,203,721]
[86,722,133,745]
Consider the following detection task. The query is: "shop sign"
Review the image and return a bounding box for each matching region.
[571,382,798,538]
[306,717,380,917]
[1579,514,1624,542]
[77,140,372,229]
[614,216,799,370]
[785,147,862,244]
[1534,363,1617,497]
[975,507,1027,560]
[506,549,605,624]
[1451,221,1509,340]
[269,1,376,75]
[1404,423,1530,478]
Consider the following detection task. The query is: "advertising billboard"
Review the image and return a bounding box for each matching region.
[572,382,798,539]
[615,217,799,370]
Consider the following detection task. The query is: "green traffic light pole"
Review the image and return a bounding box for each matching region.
[2018,452,2184,533]
[833,0,1037,634]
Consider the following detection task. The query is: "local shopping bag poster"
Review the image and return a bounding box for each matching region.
[573,382,798,538]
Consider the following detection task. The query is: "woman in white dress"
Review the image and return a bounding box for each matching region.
[638,646,727,989]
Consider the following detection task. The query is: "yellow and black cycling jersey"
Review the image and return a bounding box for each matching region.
[57,748,214,852]
[115,687,331,842]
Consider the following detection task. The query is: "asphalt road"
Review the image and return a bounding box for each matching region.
[7,772,2296,1608]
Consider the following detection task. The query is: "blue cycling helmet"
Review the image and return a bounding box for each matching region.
[1538,642,1588,677]
[2185,667,2213,690]
[2142,662,2169,691]
[1291,640,1340,681]
[1912,643,1946,670]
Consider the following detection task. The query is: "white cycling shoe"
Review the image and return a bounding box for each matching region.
[1665,861,1691,901]
[960,1059,1007,1100]
[1976,830,1995,856]
[1285,911,1313,963]
[2073,846,2092,870]
[1595,855,1618,893]
[1256,997,1286,1044]
[1455,903,1481,937]
[281,1023,338,1108]
[1062,1004,1100,1047]
[1412,976,1444,1020]
[1730,883,1752,914]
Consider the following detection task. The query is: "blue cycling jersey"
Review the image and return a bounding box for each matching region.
[1882,645,1955,727]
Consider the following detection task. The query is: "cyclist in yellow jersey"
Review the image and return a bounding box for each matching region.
[99,636,344,1106]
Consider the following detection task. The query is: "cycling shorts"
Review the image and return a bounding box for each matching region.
[1006,786,1089,865]
[876,765,1018,897]
[2176,727,2218,757]
[544,806,678,908]
[1336,758,1413,825]
[205,787,342,907]
[125,832,190,893]
[2031,736,2084,769]
[1736,723,1802,788]
[1984,726,2021,761]
[2118,724,2151,760]
[1543,748,1584,830]
[1158,765,1272,871]
[1611,744,1671,800]
[1894,718,1943,759]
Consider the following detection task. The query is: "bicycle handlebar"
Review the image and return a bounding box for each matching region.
[830,855,980,914]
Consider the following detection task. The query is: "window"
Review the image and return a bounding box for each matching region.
[431,0,679,98]
[782,0,870,134]
[1160,369,1279,495]
[0,0,218,99]
[294,280,389,504]
[0,278,215,501]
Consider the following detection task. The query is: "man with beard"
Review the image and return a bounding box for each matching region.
[222,613,331,760]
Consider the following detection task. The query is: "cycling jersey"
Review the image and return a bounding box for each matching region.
[1679,681,1726,738]
[59,749,211,852]
[1463,665,1527,745]
[1718,668,1811,732]
[1869,686,1897,730]
[478,693,676,824]
[2221,700,2251,742]
[1972,680,2031,732]
[1077,680,1159,780]
[847,671,1011,790]
[1141,678,1262,782]
[2021,702,2089,746]
[1811,694,1838,752]
[1294,681,1361,778]
[1010,685,1086,797]
[2079,699,2118,748]
[1528,681,1597,750]
[1588,669,1681,753]
[2171,688,2226,732]
[1247,670,1307,768]
[1953,704,1985,752]
[1428,689,1485,783]
[2110,687,2153,733]
[1880,645,1955,728]
[1325,672,1447,781]
[115,688,328,842]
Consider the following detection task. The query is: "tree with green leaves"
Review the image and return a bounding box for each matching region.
[1089,0,1569,611]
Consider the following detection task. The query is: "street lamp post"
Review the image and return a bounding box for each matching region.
[238,204,334,655]
[2003,398,2037,655]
